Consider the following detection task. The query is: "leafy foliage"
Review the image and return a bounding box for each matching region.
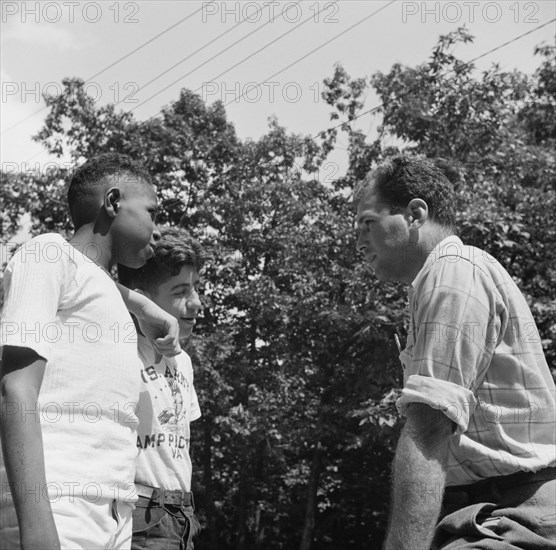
[1,31,554,549]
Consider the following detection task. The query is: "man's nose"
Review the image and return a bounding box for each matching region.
[356,231,366,253]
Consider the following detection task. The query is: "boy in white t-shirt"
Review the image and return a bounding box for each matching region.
[0,153,179,550]
[118,227,205,550]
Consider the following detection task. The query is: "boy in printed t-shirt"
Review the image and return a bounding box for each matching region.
[118,226,205,550]
[0,153,180,550]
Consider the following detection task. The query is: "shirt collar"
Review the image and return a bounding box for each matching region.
[410,235,464,289]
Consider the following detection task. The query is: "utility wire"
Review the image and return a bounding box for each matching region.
[115,1,280,107]
[18,1,311,164]
[88,5,205,81]
[130,0,315,114]
[2,5,204,135]
[190,1,329,97]
[313,18,556,139]
[223,0,397,107]
[19,13,554,165]
[20,1,312,162]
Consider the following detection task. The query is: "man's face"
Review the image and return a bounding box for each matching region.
[149,265,202,340]
[356,182,414,283]
[112,180,159,268]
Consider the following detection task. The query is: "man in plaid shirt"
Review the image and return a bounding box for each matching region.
[355,155,555,550]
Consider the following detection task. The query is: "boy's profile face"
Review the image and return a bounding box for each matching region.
[148,265,202,339]
[112,180,159,268]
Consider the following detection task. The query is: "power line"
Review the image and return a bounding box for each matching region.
[223,0,396,107]
[21,2,313,164]
[124,2,393,151]
[129,0,318,114]
[18,11,554,166]
[313,18,556,140]
[88,5,205,81]
[2,5,204,135]
[19,1,311,163]
[115,1,280,107]
[191,1,330,96]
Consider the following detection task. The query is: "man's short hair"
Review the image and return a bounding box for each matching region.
[118,227,207,292]
[355,155,457,228]
[68,153,152,229]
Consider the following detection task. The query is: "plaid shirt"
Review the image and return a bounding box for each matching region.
[397,236,556,486]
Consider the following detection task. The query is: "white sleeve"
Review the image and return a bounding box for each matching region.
[1,237,70,361]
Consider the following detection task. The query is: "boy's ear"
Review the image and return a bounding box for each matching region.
[104,187,121,218]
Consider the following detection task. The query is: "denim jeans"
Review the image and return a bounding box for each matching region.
[131,494,201,550]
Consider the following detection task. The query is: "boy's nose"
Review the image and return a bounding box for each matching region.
[186,290,202,313]
[152,226,161,242]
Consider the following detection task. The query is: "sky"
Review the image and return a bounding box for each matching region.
[1,0,555,180]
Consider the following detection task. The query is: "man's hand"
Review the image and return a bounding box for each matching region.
[383,403,453,550]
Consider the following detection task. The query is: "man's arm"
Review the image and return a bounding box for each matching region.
[383,403,453,550]
[0,346,60,550]
[116,283,180,357]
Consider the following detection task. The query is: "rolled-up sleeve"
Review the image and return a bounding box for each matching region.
[397,375,477,434]
[396,255,506,435]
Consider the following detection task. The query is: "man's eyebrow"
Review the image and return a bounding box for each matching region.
[356,212,374,225]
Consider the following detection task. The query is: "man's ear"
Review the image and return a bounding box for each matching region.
[104,187,121,218]
[406,198,428,226]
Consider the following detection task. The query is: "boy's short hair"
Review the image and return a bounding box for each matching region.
[68,153,152,229]
[355,155,457,229]
[118,227,207,292]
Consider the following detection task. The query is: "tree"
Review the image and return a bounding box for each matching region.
[2,31,554,549]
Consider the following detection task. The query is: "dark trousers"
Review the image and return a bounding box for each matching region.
[433,467,556,549]
[131,494,201,550]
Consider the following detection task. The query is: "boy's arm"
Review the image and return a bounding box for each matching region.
[116,283,180,357]
[0,346,61,550]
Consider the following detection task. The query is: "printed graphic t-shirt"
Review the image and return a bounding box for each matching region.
[135,335,201,491]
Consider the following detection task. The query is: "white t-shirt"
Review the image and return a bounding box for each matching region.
[135,335,201,491]
[1,234,141,502]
